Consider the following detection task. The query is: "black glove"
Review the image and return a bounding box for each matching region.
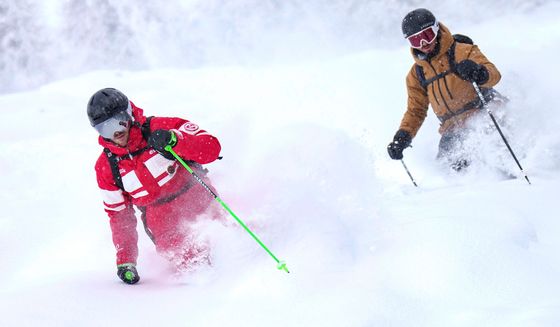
[117,264,140,285]
[148,129,177,160]
[454,59,489,84]
[387,129,412,160]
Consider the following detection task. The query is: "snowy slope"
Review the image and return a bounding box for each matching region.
[1,2,560,327]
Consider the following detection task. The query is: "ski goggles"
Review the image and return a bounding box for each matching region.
[93,111,132,139]
[407,23,439,49]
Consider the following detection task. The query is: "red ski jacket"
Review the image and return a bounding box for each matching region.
[94,102,221,265]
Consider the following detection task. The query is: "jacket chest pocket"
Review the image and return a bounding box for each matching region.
[143,153,177,186]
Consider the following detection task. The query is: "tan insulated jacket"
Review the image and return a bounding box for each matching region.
[399,23,501,137]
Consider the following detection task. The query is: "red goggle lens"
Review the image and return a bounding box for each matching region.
[407,25,438,49]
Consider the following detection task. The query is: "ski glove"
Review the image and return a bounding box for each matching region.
[148,129,177,160]
[454,60,489,84]
[117,263,140,285]
[387,129,412,160]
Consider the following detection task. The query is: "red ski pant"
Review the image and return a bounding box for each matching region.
[143,181,215,262]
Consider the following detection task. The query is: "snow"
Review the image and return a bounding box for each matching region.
[1,1,560,326]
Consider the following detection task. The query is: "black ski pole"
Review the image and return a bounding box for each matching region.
[472,82,531,185]
[400,159,418,187]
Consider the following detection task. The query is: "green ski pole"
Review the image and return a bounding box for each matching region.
[165,145,289,273]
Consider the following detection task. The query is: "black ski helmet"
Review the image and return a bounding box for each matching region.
[401,8,437,38]
[87,88,129,127]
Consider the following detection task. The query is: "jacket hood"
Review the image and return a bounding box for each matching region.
[410,22,454,64]
[97,101,149,155]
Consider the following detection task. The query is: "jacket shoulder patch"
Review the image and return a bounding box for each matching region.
[179,122,199,135]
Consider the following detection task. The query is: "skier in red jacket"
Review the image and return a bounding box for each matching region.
[87,88,222,284]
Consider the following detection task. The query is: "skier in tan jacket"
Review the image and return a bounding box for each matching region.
[387,8,504,170]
